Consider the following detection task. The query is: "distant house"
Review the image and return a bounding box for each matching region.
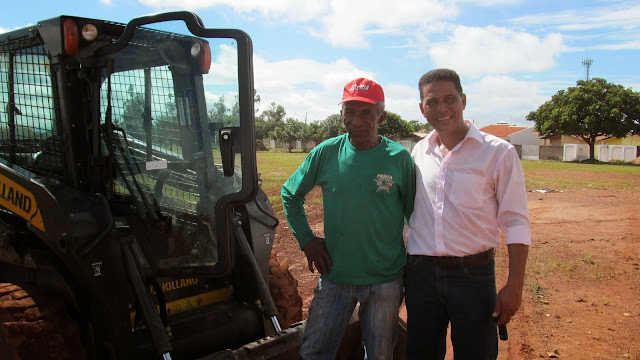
[507,127,544,146]
[479,122,531,143]
[596,134,640,146]
[398,130,431,153]
[410,130,430,140]
[540,134,634,147]
[539,134,586,146]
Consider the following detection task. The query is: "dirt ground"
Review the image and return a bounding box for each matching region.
[270,175,640,359]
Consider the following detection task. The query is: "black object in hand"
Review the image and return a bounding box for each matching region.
[498,324,508,341]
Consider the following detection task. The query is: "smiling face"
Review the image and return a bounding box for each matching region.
[341,100,386,150]
[419,80,467,138]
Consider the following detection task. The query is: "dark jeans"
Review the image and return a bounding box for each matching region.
[405,254,498,360]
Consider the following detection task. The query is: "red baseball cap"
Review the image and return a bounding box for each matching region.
[339,78,385,104]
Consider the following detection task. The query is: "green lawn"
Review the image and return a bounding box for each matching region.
[522,159,640,190]
[256,151,640,197]
[257,151,309,215]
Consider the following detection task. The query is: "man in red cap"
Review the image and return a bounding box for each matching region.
[282,78,416,359]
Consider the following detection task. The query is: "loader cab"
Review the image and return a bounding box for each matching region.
[0,13,258,277]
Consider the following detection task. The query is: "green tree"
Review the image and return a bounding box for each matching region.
[208,96,227,124]
[256,102,286,140]
[378,111,412,140]
[408,120,434,133]
[307,122,325,147]
[322,114,346,139]
[271,118,303,152]
[527,78,640,160]
[231,94,240,122]
[253,90,261,116]
[121,85,145,139]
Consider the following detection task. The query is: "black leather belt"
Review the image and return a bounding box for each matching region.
[409,249,495,269]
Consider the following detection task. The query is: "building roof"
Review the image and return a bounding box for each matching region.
[412,130,431,139]
[479,123,530,138]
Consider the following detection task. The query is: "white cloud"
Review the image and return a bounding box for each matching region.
[463,75,551,127]
[138,0,458,48]
[314,0,456,48]
[251,54,427,123]
[429,25,566,78]
[98,0,113,5]
[459,0,521,4]
[0,27,9,35]
[138,0,327,21]
[252,55,377,121]
[385,83,423,121]
[510,3,640,50]
[204,43,239,85]
[512,3,640,30]
[592,39,640,51]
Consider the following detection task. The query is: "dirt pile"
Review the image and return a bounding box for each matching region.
[268,251,303,329]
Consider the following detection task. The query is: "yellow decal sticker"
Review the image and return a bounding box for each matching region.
[0,174,44,231]
[130,287,231,326]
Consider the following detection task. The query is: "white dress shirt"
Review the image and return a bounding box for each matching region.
[407,121,531,257]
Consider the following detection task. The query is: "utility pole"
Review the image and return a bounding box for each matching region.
[582,58,593,81]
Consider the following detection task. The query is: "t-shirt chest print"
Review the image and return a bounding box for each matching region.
[374,174,394,193]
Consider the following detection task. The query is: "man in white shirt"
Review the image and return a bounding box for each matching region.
[405,68,531,359]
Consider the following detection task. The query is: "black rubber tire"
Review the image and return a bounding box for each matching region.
[0,283,87,360]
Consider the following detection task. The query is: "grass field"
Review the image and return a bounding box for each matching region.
[259,149,640,359]
[256,150,640,216]
[522,159,640,190]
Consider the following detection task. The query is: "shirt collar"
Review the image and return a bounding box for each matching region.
[426,120,485,151]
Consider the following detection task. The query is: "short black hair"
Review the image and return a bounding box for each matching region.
[418,68,463,100]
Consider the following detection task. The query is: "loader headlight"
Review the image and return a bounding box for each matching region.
[81,24,99,41]
[190,42,201,57]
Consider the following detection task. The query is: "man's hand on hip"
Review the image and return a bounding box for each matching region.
[302,237,333,274]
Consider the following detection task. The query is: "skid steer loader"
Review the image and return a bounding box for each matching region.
[0,12,405,359]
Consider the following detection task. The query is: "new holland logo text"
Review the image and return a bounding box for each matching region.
[0,174,44,231]
[373,174,394,193]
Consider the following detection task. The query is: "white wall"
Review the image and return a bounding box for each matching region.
[598,145,637,162]
[521,145,540,160]
[509,127,542,146]
[563,144,590,161]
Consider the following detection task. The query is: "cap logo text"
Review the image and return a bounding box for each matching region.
[350,84,370,91]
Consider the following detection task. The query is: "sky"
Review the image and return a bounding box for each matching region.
[1,0,639,129]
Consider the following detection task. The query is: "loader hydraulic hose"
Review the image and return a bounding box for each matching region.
[122,237,173,356]
[233,220,281,332]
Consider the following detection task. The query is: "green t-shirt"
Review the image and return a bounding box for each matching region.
[281,134,415,284]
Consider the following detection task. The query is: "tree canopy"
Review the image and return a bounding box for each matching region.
[526,78,640,160]
[251,95,435,151]
[255,102,286,140]
[378,111,413,140]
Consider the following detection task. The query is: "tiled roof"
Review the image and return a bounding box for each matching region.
[479,124,530,138]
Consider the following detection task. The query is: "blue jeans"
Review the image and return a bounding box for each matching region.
[405,255,498,360]
[300,277,404,360]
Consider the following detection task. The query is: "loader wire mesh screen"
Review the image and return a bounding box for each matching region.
[0,35,64,180]
[101,66,200,216]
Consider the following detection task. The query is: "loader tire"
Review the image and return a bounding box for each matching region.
[268,251,303,329]
[0,283,87,360]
